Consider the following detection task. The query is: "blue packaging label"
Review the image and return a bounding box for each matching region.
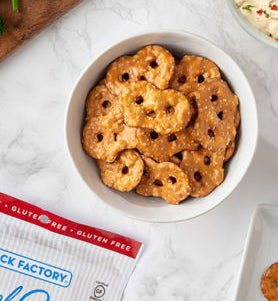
[0,249,72,288]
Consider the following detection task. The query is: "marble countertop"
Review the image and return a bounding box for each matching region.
[0,0,278,300]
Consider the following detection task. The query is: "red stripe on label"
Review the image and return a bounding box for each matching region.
[0,193,142,259]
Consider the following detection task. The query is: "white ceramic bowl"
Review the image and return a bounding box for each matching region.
[227,0,278,49]
[65,31,258,223]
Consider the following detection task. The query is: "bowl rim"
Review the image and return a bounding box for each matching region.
[226,0,278,50]
[64,29,258,223]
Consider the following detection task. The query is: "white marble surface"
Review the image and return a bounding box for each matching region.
[0,0,278,300]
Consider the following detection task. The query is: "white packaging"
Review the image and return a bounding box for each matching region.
[0,193,143,300]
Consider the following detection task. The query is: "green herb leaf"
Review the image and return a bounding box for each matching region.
[242,4,255,11]
[11,0,18,11]
[0,14,5,37]
[263,10,270,18]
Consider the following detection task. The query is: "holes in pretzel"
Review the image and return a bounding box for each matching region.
[168,176,177,184]
[167,106,175,115]
[197,74,205,83]
[153,179,163,186]
[114,133,117,141]
[97,134,103,142]
[210,94,218,102]
[150,131,159,140]
[147,111,156,118]
[204,156,211,165]
[102,100,111,108]
[178,76,187,84]
[135,96,144,104]
[121,73,129,82]
[140,75,146,81]
[194,171,202,182]
[174,152,183,161]
[217,111,223,120]
[208,129,215,138]
[168,134,177,142]
[150,60,158,68]
[122,166,129,174]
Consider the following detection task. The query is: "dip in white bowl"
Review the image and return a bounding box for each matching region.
[235,0,278,41]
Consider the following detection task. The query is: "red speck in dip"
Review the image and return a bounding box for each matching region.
[257,9,263,15]
[269,4,278,10]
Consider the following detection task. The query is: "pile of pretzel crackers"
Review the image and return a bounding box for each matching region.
[82,45,240,204]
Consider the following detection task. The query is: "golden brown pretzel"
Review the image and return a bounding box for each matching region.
[97,150,143,192]
[120,81,192,134]
[180,147,224,197]
[190,78,238,152]
[136,45,175,90]
[136,156,191,204]
[106,45,175,95]
[85,81,121,121]
[261,263,278,301]
[169,55,221,95]
[82,113,138,163]
[136,127,199,163]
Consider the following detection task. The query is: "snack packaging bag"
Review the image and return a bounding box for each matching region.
[0,193,143,300]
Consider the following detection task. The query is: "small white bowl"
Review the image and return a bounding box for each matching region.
[65,31,258,223]
[227,0,278,49]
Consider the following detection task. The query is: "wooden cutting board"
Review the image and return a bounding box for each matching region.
[0,0,83,62]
